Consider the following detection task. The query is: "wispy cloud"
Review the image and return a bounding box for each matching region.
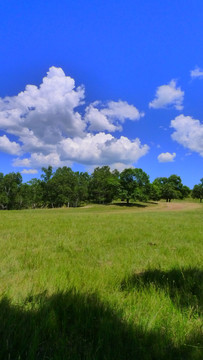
[190,67,203,79]
[21,169,38,174]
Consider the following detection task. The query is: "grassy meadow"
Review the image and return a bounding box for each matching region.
[0,201,202,359]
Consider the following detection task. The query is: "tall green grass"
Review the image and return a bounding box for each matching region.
[0,203,202,359]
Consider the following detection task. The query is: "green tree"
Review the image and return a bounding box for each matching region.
[41,166,54,207]
[89,166,120,204]
[1,172,22,209]
[28,178,44,208]
[18,183,31,209]
[120,168,150,204]
[153,175,187,202]
[41,166,53,183]
[0,173,8,209]
[49,167,79,207]
[161,182,178,202]
[192,178,203,202]
[75,172,90,205]
[149,183,162,201]
[180,185,191,199]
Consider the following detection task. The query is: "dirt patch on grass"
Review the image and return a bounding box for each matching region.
[101,201,202,214]
[156,202,202,212]
[69,201,202,214]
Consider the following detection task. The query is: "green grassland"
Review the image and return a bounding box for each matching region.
[0,201,202,359]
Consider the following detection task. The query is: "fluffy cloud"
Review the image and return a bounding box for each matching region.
[85,100,144,132]
[13,133,149,169]
[0,67,148,169]
[149,80,184,110]
[171,115,203,156]
[0,66,85,152]
[190,67,203,79]
[158,152,176,162]
[21,169,38,174]
[0,135,22,155]
[85,104,118,132]
[13,152,69,168]
[101,100,144,121]
[59,133,149,166]
[0,67,149,169]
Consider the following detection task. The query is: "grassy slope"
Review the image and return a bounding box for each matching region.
[0,202,202,359]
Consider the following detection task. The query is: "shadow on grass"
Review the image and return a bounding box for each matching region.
[113,202,147,208]
[121,268,203,314]
[0,289,202,360]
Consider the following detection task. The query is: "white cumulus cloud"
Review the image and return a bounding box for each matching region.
[85,104,118,132]
[0,135,22,155]
[59,133,149,166]
[85,100,144,132]
[0,66,86,151]
[0,66,149,169]
[170,114,203,156]
[158,152,176,163]
[190,67,203,79]
[149,80,184,110]
[101,100,144,121]
[13,152,70,168]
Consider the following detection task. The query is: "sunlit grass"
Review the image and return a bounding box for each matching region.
[0,202,202,359]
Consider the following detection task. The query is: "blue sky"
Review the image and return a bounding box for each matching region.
[0,0,202,188]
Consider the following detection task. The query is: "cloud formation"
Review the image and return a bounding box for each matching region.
[85,104,118,132]
[59,133,149,165]
[158,152,176,162]
[0,135,22,155]
[190,67,203,79]
[0,67,85,149]
[149,80,184,110]
[21,169,38,174]
[85,100,144,132]
[171,115,203,156]
[13,152,69,168]
[0,67,148,169]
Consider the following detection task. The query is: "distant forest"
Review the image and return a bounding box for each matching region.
[0,166,202,209]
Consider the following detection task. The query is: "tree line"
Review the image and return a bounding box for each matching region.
[0,166,202,210]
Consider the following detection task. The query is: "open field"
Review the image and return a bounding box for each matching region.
[0,201,202,359]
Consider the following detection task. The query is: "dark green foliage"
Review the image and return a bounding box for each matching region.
[120,168,150,204]
[27,178,44,208]
[89,166,120,203]
[0,172,22,209]
[47,167,90,207]
[180,185,191,199]
[149,183,162,201]
[192,179,203,202]
[153,175,190,202]
[0,167,197,209]
[41,166,53,183]
[0,172,8,209]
